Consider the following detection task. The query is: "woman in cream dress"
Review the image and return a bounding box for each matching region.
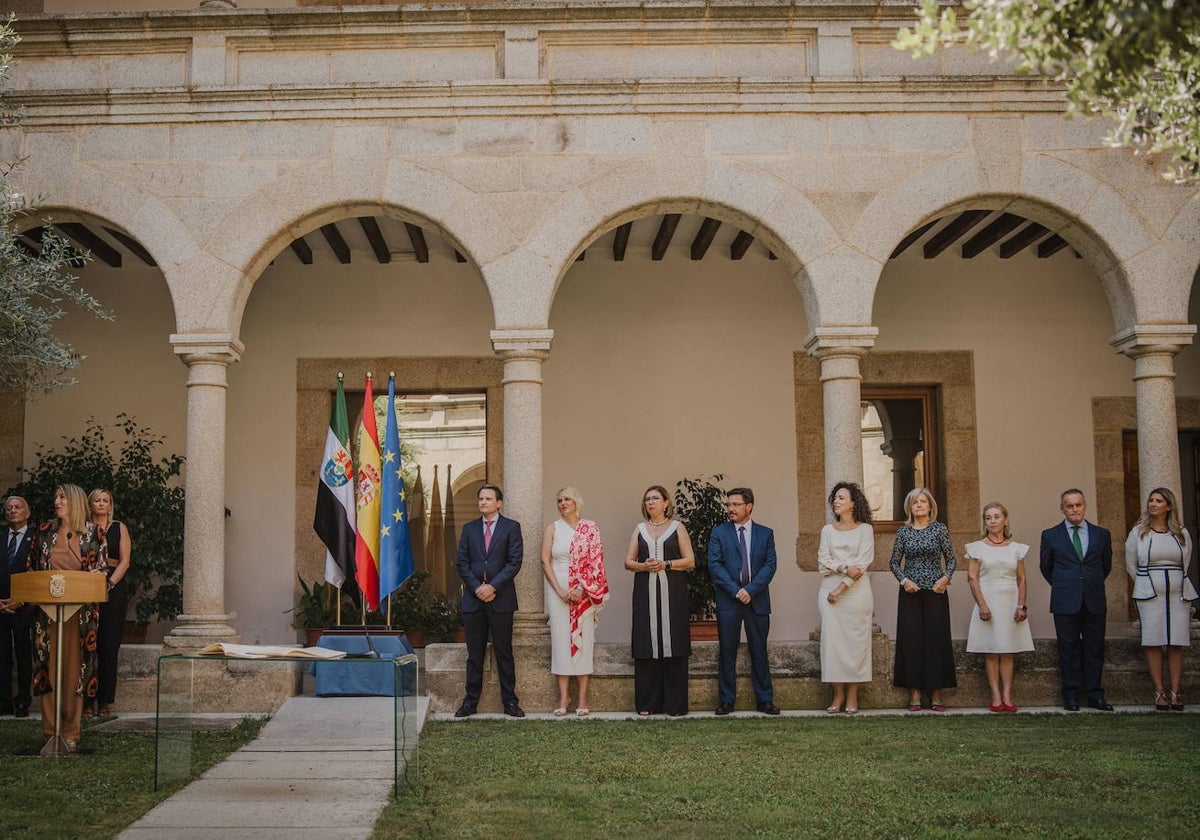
[817,482,874,714]
[540,486,608,717]
[965,502,1033,712]
[1125,487,1198,711]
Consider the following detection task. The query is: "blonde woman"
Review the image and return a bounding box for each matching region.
[28,484,107,750]
[965,502,1033,712]
[889,487,957,711]
[1125,487,1198,710]
[89,488,132,719]
[540,486,609,717]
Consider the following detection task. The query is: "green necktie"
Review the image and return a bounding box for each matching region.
[1071,525,1083,560]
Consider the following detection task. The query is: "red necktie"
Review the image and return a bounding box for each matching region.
[484,519,494,553]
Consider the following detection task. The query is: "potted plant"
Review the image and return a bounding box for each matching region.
[290,577,340,646]
[673,474,727,638]
[385,572,460,647]
[6,414,185,638]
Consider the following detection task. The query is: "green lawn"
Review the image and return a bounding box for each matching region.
[0,717,265,839]
[376,715,1200,839]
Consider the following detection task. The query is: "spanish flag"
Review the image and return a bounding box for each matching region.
[354,373,382,611]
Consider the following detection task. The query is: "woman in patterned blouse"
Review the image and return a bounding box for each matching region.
[890,487,957,711]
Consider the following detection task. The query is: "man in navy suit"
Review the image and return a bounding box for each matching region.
[709,487,779,715]
[0,495,35,717]
[454,484,525,718]
[1039,488,1113,711]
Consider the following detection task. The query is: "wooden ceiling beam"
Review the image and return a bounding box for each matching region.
[651,214,681,261]
[999,222,1050,258]
[730,229,754,260]
[358,217,391,264]
[923,210,990,258]
[890,219,938,258]
[961,213,1024,259]
[103,227,157,267]
[58,222,122,268]
[289,236,313,265]
[403,223,429,263]
[320,223,351,265]
[1037,234,1070,258]
[612,222,632,262]
[690,217,721,261]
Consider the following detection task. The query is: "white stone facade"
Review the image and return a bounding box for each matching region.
[5,2,1199,657]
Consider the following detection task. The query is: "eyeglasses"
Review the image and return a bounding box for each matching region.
[723,502,747,508]
[643,496,664,503]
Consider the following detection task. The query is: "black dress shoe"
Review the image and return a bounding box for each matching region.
[714,703,733,716]
[503,703,526,718]
[1063,699,1080,711]
[453,703,477,718]
[14,705,29,718]
[1087,698,1114,711]
[757,702,781,716]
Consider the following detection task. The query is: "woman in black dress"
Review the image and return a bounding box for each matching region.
[623,485,695,716]
[890,486,957,711]
[89,488,131,719]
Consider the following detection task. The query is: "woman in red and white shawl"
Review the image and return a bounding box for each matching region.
[540,486,609,716]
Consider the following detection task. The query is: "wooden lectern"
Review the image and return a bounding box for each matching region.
[10,571,108,756]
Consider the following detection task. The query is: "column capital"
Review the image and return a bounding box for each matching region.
[1109,324,1196,358]
[171,332,245,366]
[803,326,878,358]
[490,328,553,360]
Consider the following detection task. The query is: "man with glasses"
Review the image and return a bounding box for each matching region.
[0,496,35,717]
[708,487,779,715]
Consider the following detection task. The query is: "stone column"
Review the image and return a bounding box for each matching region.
[491,328,553,639]
[1111,325,1196,502]
[804,327,879,493]
[163,333,244,648]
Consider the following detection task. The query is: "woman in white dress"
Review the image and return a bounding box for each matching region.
[540,486,609,716]
[1125,487,1198,711]
[817,481,874,714]
[965,502,1033,712]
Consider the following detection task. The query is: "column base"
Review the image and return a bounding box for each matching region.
[513,611,550,639]
[162,613,241,648]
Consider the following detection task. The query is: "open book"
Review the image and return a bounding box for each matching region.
[198,642,347,659]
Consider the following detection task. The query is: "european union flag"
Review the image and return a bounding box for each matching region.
[378,374,415,602]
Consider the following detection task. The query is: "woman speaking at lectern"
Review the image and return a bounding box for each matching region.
[28,484,108,750]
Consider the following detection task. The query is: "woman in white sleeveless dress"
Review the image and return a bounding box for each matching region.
[817,482,875,715]
[540,486,608,716]
[965,502,1033,712]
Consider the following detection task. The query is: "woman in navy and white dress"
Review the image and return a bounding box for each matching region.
[965,502,1033,712]
[624,485,695,717]
[1125,487,1198,711]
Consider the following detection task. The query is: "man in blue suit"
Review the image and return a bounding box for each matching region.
[454,484,525,718]
[1039,488,1113,711]
[0,495,35,717]
[709,487,779,715]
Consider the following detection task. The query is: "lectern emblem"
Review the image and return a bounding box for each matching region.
[49,574,66,599]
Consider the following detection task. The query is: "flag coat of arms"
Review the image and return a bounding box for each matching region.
[314,375,357,595]
[354,375,382,611]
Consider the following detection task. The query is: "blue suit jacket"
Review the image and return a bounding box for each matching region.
[0,526,35,599]
[1039,520,1112,615]
[708,520,776,616]
[456,515,523,613]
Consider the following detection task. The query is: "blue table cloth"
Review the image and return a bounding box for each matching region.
[310,634,416,696]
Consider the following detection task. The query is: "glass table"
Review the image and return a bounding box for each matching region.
[155,651,420,793]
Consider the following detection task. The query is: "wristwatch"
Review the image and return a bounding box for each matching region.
[664,560,673,571]
[1017,604,1027,611]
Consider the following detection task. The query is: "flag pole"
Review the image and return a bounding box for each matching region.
[336,370,343,628]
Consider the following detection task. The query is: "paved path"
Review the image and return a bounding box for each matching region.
[117,696,427,840]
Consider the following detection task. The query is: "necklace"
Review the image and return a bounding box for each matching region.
[647,518,669,527]
[985,534,1007,545]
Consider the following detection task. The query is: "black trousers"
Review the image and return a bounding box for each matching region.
[96,578,128,706]
[634,656,689,716]
[893,588,957,691]
[0,606,32,708]
[462,606,517,706]
[1053,608,1106,702]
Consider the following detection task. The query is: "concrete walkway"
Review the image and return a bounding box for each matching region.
[116,696,428,840]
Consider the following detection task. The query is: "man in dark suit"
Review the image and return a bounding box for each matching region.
[454,483,524,718]
[0,495,35,717]
[708,487,779,715]
[1039,488,1113,711]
